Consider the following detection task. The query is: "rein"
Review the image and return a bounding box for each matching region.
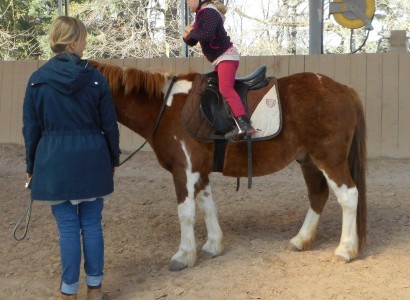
[152,75,177,136]
[118,140,148,166]
[119,75,177,166]
[13,76,179,241]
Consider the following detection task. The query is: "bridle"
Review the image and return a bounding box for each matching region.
[118,75,178,166]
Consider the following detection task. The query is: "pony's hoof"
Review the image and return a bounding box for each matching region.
[168,260,188,272]
[334,254,350,263]
[334,243,357,263]
[202,239,224,257]
[288,242,303,252]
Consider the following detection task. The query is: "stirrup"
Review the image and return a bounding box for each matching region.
[224,127,243,141]
[224,116,256,141]
[234,116,256,135]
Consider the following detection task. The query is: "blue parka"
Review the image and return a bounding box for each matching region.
[22,53,120,201]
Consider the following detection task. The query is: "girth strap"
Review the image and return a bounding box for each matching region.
[234,136,253,190]
[246,135,253,188]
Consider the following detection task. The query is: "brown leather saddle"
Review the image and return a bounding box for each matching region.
[200,65,269,135]
[180,65,272,187]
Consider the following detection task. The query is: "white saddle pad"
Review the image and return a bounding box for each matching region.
[250,82,281,139]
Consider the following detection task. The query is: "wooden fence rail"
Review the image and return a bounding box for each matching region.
[1,54,410,158]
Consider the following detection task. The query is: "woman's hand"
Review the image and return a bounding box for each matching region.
[25,173,32,188]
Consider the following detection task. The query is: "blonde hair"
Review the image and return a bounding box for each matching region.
[49,16,87,54]
[212,1,227,15]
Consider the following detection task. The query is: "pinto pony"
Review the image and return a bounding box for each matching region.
[90,60,367,271]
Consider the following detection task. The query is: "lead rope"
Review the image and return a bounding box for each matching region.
[11,139,146,241]
[13,194,33,241]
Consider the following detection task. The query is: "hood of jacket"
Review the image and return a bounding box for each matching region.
[34,53,94,95]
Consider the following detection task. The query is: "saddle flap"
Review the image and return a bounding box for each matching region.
[180,74,214,142]
[200,86,234,133]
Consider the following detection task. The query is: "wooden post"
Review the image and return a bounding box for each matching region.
[390,30,408,52]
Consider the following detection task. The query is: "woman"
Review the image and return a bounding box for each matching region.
[22,16,120,300]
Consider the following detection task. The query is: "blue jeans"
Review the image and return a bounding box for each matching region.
[51,198,104,295]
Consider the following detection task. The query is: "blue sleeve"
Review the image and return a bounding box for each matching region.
[22,80,42,174]
[189,9,221,42]
[98,73,121,166]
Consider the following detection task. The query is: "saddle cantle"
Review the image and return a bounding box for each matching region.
[206,65,269,90]
[200,65,269,134]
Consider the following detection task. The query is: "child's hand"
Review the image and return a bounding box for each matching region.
[183,24,193,40]
[184,24,194,34]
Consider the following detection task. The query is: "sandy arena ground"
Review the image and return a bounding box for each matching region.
[1,143,410,300]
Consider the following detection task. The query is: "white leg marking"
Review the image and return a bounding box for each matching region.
[172,196,197,268]
[290,208,320,250]
[170,141,199,269]
[197,184,224,256]
[323,171,359,262]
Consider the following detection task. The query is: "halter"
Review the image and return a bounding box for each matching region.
[196,0,212,12]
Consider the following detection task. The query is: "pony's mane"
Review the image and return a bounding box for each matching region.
[89,60,167,99]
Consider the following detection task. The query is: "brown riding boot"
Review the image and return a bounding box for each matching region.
[58,293,77,300]
[87,285,109,300]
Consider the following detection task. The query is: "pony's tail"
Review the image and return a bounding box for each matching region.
[348,88,367,249]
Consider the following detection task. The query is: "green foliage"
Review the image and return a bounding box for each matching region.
[0,0,409,60]
[0,0,87,59]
